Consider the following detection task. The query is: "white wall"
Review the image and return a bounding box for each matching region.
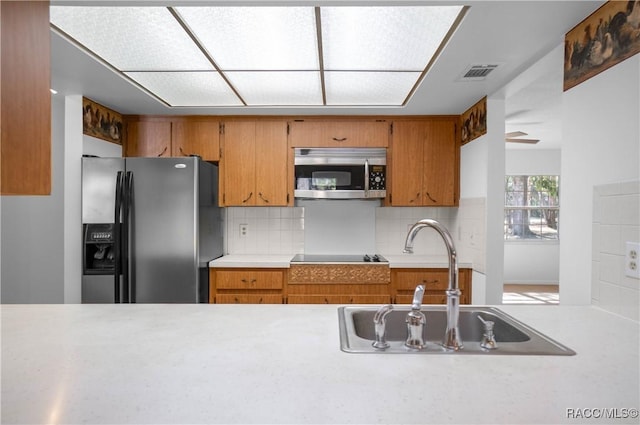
[560,54,640,305]
[457,96,505,305]
[592,181,639,321]
[0,95,123,304]
[0,96,66,303]
[504,149,561,285]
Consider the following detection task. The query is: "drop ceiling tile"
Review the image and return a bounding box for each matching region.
[125,72,243,106]
[226,71,322,105]
[176,7,318,70]
[325,71,421,106]
[50,6,213,71]
[320,6,463,71]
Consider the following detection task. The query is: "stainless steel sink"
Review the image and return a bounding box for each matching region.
[338,305,576,355]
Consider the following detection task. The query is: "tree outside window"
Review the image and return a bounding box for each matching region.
[504,175,559,240]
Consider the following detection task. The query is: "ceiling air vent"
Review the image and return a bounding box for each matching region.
[458,64,500,81]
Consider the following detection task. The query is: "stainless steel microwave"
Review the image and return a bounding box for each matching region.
[294,148,386,199]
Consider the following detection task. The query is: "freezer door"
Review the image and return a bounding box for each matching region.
[81,157,124,223]
[126,157,200,303]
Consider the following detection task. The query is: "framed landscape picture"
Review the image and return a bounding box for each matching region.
[82,97,123,145]
[564,0,640,91]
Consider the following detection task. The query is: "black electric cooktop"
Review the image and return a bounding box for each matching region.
[291,254,388,263]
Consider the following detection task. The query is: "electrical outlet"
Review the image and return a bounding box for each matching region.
[239,224,249,238]
[625,242,640,279]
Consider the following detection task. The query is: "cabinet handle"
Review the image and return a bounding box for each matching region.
[242,192,253,203]
[332,137,347,142]
[179,147,192,157]
[258,192,270,203]
[259,297,263,304]
[324,298,329,304]
[157,146,168,157]
[426,192,437,203]
[234,297,239,303]
[349,298,354,303]
[422,279,439,285]
[409,192,420,203]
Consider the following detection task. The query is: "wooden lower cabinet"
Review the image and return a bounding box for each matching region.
[210,268,285,304]
[210,266,471,305]
[287,264,391,304]
[392,268,472,304]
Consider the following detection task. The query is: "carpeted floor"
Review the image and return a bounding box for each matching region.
[502,284,559,305]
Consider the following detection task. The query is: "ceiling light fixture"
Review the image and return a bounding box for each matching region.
[50,5,467,108]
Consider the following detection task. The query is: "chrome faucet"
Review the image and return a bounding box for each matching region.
[372,304,394,350]
[405,285,426,349]
[403,219,463,351]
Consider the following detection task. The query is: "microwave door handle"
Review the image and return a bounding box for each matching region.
[364,159,370,197]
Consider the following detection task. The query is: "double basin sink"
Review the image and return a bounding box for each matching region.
[338,305,575,355]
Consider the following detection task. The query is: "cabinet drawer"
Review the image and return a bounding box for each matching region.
[288,295,391,304]
[215,270,284,290]
[394,270,449,290]
[288,121,389,148]
[217,294,283,304]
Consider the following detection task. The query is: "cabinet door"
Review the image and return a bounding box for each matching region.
[1,1,51,195]
[423,120,457,206]
[288,121,389,147]
[125,120,172,157]
[255,121,289,206]
[222,121,256,205]
[389,121,425,206]
[172,119,220,161]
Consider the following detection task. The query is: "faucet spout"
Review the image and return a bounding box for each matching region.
[403,219,463,351]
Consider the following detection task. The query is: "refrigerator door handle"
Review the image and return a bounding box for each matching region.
[114,171,123,303]
[123,171,134,303]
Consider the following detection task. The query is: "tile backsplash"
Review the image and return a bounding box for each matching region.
[592,180,640,321]
[225,198,486,269]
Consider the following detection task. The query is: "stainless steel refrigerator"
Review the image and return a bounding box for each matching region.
[81,156,223,303]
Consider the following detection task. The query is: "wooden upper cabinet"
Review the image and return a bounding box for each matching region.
[125,120,172,158]
[1,1,51,195]
[125,117,220,160]
[422,120,457,206]
[389,119,459,206]
[389,121,425,205]
[288,120,390,148]
[221,121,256,206]
[255,121,289,206]
[172,119,220,161]
[221,120,289,206]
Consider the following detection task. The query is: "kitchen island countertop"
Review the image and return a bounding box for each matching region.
[1,303,638,424]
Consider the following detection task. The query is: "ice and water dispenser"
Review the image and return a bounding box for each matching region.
[83,223,115,275]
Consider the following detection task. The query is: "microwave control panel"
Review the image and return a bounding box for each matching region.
[369,165,386,190]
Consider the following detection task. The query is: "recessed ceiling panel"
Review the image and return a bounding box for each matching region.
[176,7,318,70]
[50,7,214,71]
[226,71,322,105]
[325,72,420,105]
[125,72,243,106]
[320,6,464,71]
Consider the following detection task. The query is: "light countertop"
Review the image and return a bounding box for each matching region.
[210,254,472,269]
[2,303,638,424]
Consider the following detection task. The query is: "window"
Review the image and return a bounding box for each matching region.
[504,175,559,240]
